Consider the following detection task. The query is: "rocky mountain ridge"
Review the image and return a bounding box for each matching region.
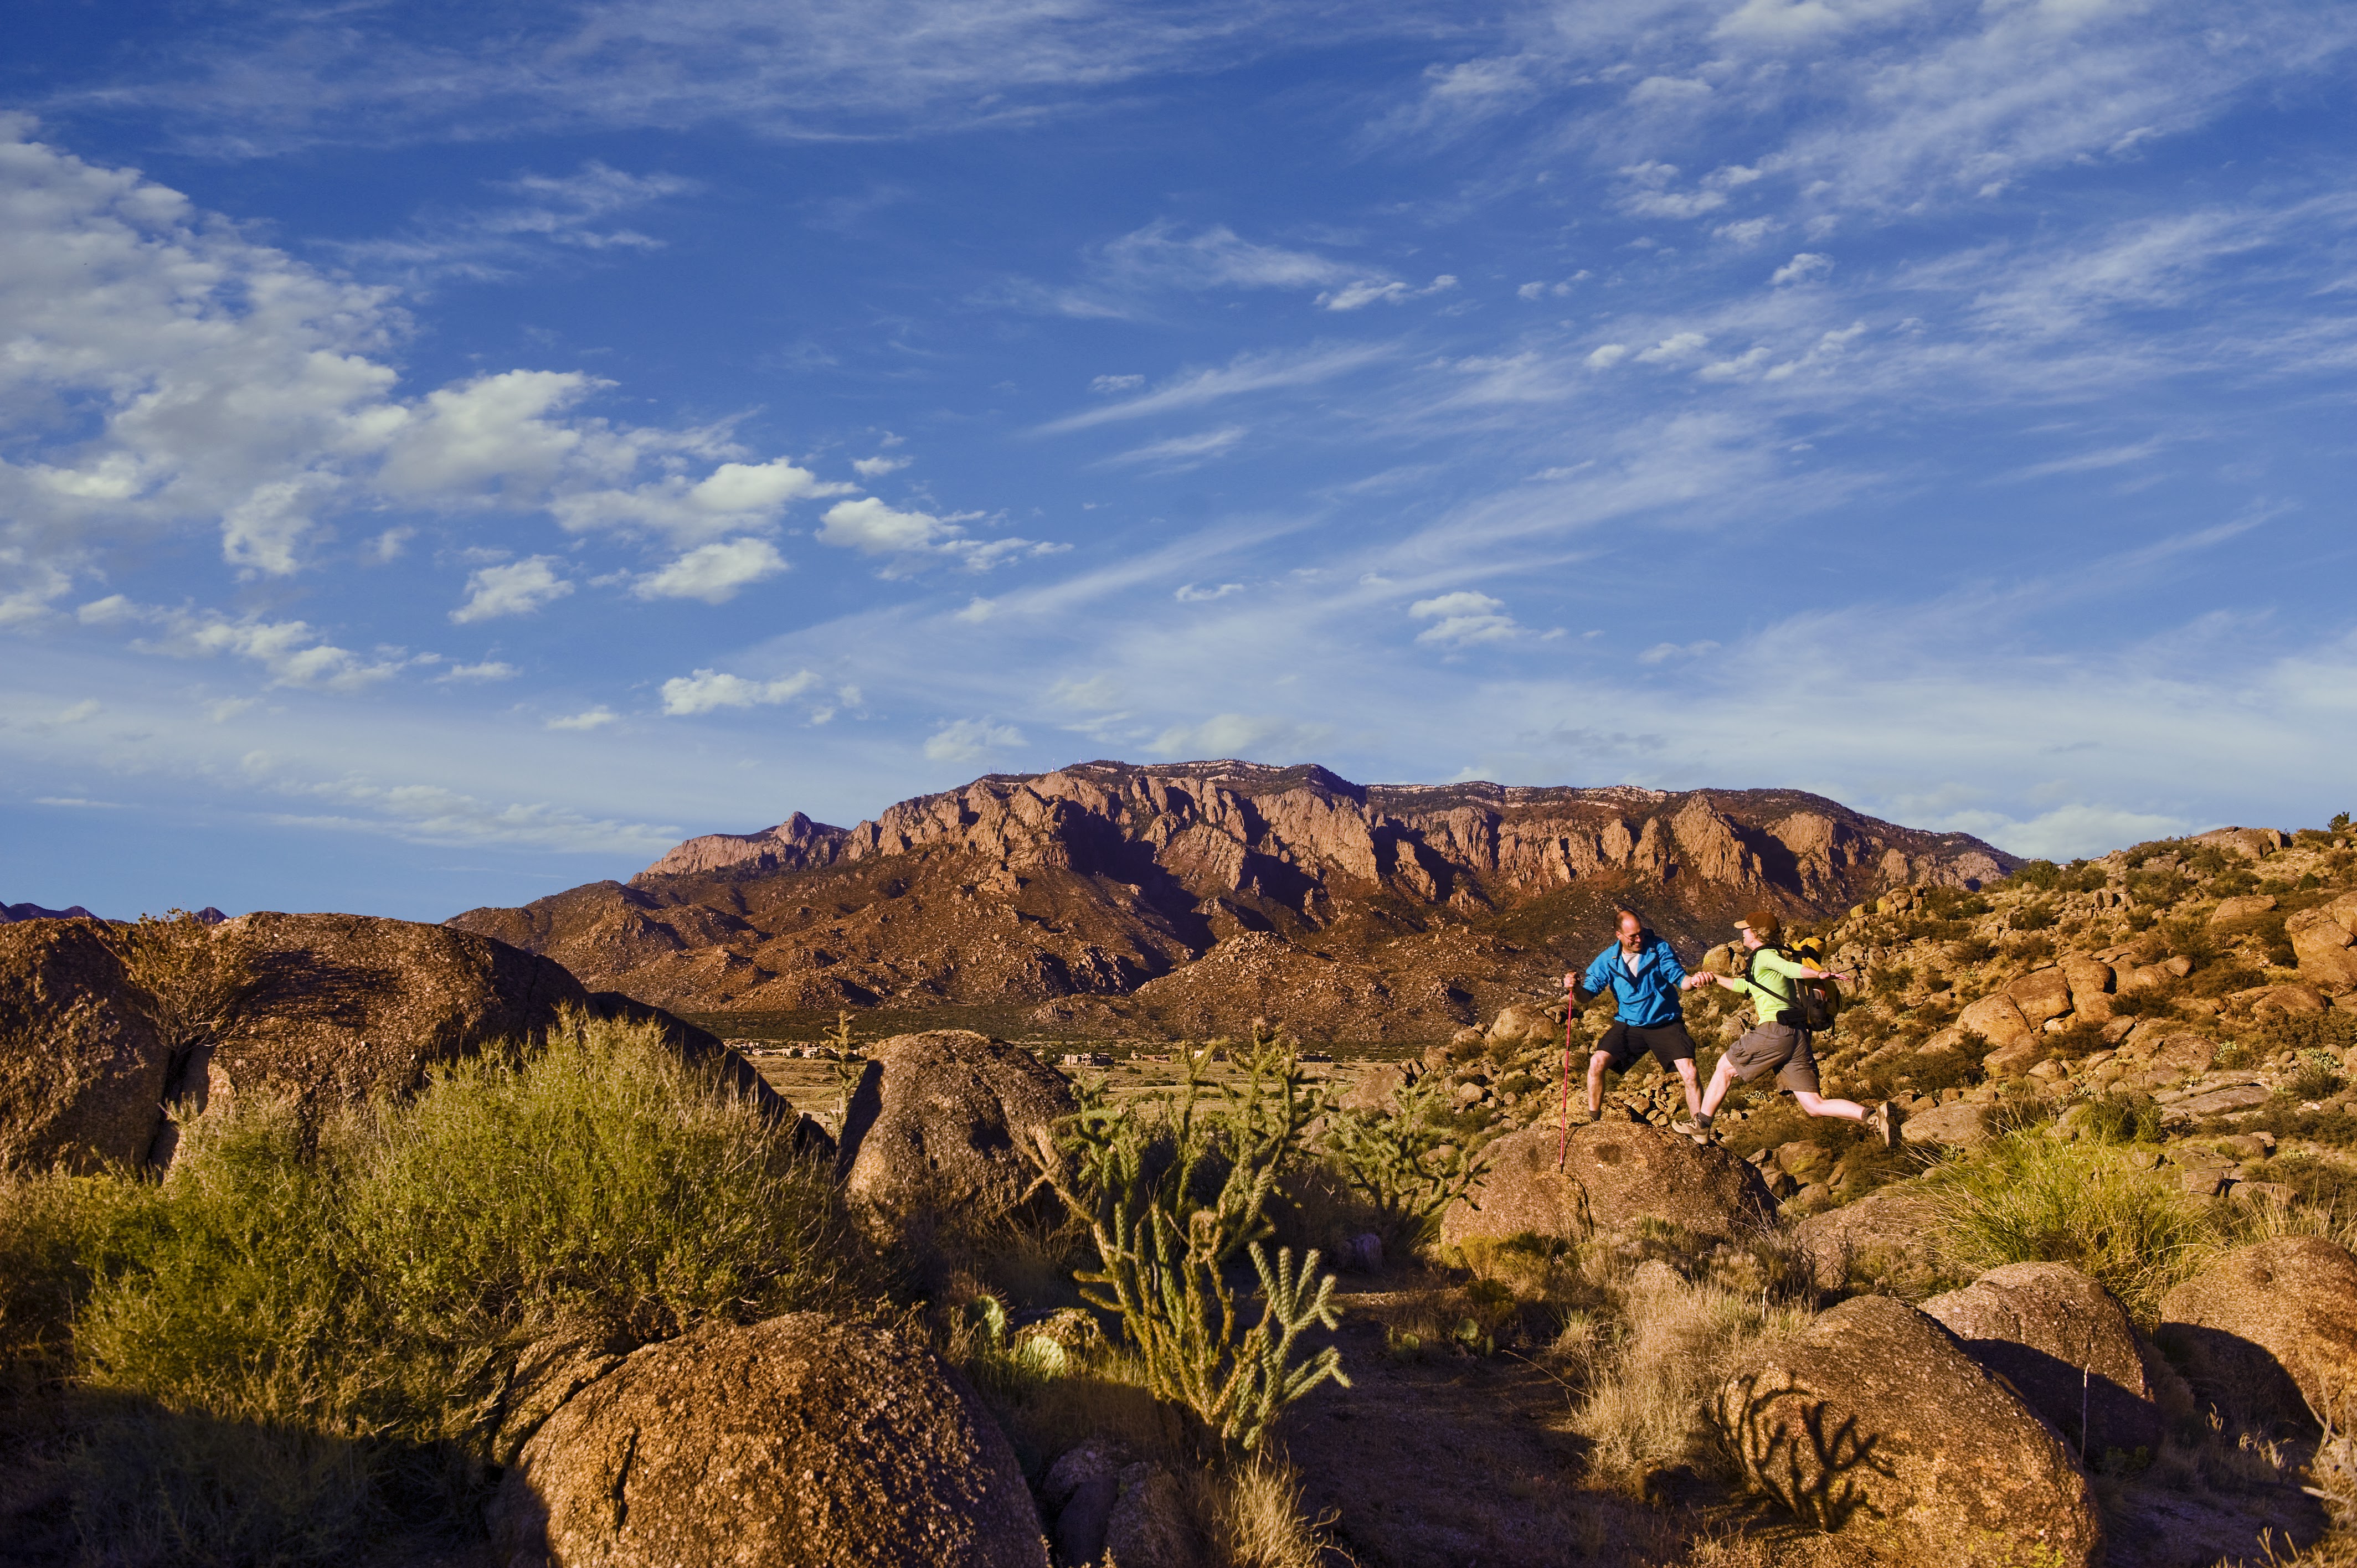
[448,759,2015,1039]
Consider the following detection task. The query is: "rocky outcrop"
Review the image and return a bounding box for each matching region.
[1439,1118,1776,1249]
[0,920,168,1170]
[1923,1263,2178,1457]
[490,1313,1046,1568]
[450,761,2014,1034]
[2160,1237,2357,1427]
[838,1031,1076,1233]
[1714,1294,2102,1567]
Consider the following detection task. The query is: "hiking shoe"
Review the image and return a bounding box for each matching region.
[1672,1116,1714,1142]
[1874,1101,1905,1149]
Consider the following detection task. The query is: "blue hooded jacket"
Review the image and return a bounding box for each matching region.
[1578,933,1689,1028]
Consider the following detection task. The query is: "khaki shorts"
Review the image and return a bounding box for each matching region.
[1723,1022,1820,1095]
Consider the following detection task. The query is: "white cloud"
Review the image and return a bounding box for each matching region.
[1772,252,1835,286]
[1638,639,1723,664]
[1051,674,1124,710]
[57,699,102,723]
[1714,217,1778,246]
[80,596,409,691]
[332,161,691,278]
[546,705,618,730]
[452,556,573,623]
[1317,274,1458,312]
[816,497,1059,572]
[1105,427,1246,470]
[1175,581,1245,602]
[1035,344,1390,435]
[1090,374,1145,394]
[923,717,1025,763]
[632,538,788,602]
[852,454,911,478]
[552,457,852,545]
[1635,332,1709,363]
[436,660,519,682]
[1098,221,1355,293]
[1150,713,1335,760]
[1931,802,2191,860]
[1409,590,1520,646]
[659,667,819,715]
[1586,343,1632,369]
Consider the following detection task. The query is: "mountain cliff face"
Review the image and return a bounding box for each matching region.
[447,760,2015,1040]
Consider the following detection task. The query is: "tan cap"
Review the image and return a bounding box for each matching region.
[1735,909,1783,941]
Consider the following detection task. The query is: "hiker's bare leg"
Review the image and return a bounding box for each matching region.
[1674,1057,1702,1120]
[1697,1055,1738,1120]
[1793,1091,1867,1121]
[1586,1051,1611,1116]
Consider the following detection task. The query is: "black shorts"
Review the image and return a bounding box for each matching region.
[1594,1021,1696,1075]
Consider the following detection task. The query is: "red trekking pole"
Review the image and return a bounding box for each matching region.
[1558,982,1573,1171]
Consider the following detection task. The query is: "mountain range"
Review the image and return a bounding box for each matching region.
[446,760,2016,1040]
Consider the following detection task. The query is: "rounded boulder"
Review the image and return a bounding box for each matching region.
[490,1313,1046,1568]
[1789,1184,1947,1295]
[1439,1118,1775,1249]
[838,1030,1076,1232]
[2160,1236,2357,1428]
[1923,1262,2181,1457]
[1714,1294,2102,1567]
[0,920,169,1170]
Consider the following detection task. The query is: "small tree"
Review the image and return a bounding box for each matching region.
[823,1009,864,1126]
[1031,1020,1347,1450]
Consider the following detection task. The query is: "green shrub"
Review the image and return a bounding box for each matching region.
[2286,1053,2350,1102]
[2078,1095,2163,1146]
[1320,1071,1485,1249]
[1947,936,1998,966]
[2010,902,2058,932]
[17,1011,864,1564]
[1927,1135,2211,1322]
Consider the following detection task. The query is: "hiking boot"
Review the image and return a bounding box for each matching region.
[1873,1100,1904,1149]
[1672,1115,1714,1142]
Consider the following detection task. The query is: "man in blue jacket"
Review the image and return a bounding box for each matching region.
[1568,907,1716,1126]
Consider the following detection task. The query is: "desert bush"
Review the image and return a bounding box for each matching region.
[2185,959,2269,998]
[2010,901,2058,932]
[1037,1024,1347,1452]
[14,1011,864,1564]
[2247,1009,2357,1062]
[1926,1134,2210,1322]
[2286,1052,2351,1102]
[1946,936,1998,966]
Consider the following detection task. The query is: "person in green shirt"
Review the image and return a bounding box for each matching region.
[1681,909,1901,1146]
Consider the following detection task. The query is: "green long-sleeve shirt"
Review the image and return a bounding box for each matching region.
[1729,946,1808,1023]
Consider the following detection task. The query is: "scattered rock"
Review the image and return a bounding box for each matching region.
[2249,983,2328,1017]
[1713,1294,2102,1568]
[2006,967,2074,1027]
[1958,993,2035,1051]
[1043,1438,1126,1566]
[2210,894,2280,925]
[1898,1101,1989,1148]
[2289,894,2357,989]
[2161,1237,2357,1428]
[1790,1185,1946,1294]
[1103,1463,1203,1568]
[2179,1084,2270,1118]
[1440,1118,1775,1249]
[2060,956,2115,1022]
[1485,1004,1551,1046]
[838,1029,1076,1234]
[1339,1061,1416,1113]
[1922,1263,2179,1457]
[490,1313,1046,1568]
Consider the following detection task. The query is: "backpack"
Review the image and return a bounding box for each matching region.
[1746,944,1840,1033]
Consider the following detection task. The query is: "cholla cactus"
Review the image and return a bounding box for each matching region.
[1033,1020,1349,1450]
[1321,1070,1488,1246]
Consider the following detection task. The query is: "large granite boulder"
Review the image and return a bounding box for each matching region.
[3,912,792,1172]
[1714,1294,2102,1567]
[0,919,168,1169]
[2289,894,2357,989]
[838,1030,1076,1233]
[1439,1118,1775,1249]
[2160,1237,2357,1428]
[490,1313,1046,1568]
[1923,1263,2180,1457]
[1790,1185,1945,1294]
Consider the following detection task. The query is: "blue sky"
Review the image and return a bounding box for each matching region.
[3,0,2354,922]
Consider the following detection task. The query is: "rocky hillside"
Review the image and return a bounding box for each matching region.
[447,759,2014,1039]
